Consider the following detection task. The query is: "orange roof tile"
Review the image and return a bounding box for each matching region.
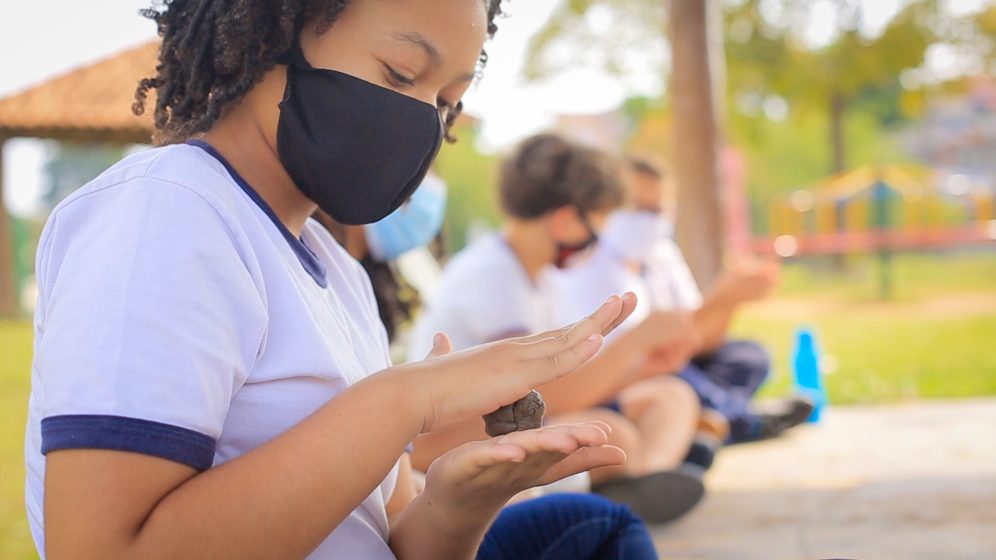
[0,41,158,144]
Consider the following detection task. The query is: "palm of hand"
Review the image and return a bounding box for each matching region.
[422,423,625,512]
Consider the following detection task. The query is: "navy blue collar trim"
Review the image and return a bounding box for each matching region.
[186,140,328,288]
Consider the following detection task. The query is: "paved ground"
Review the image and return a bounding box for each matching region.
[651,399,996,560]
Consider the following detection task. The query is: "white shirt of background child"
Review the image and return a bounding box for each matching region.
[553,210,704,333]
[406,232,560,359]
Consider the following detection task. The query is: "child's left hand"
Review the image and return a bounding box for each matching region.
[421,422,625,514]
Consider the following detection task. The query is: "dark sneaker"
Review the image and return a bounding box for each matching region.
[757,396,815,439]
[591,469,705,524]
[683,439,718,471]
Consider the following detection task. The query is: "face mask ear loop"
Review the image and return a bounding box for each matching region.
[276,23,312,68]
[578,210,599,245]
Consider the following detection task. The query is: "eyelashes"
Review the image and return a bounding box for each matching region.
[383,63,416,88]
[382,63,456,115]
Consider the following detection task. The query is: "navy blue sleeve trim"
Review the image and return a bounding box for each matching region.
[41,415,216,471]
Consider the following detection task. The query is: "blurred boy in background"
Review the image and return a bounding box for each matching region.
[407,134,707,524]
[559,155,813,461]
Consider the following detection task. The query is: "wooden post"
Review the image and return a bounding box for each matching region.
[0,136,20,316]
[670,0,726,290]
[830,92,847,173]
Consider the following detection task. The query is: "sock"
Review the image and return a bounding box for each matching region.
[683,433,722,471]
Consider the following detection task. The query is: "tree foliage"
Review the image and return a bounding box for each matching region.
[435,119,502,252]
[526,0,996,175]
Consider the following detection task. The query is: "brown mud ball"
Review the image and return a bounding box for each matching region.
[483,390,547,437]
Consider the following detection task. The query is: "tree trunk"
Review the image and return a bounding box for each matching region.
[830,91,846,173]
[669,0,727,290]
[0,137,20,316]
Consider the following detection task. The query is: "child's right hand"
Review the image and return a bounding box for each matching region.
[397,294,636,433]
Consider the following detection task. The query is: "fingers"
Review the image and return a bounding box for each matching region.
[537,445,627,485]
[515,295,626,360]
[515,334,603,386]
[513,294,627,347]
[425,332,453,360]
[514,293,639,382]
[496,423,611,451]
[451,441,528,476]
[493,428,580,456]
[602,292,638,336]
[459,423,612,473]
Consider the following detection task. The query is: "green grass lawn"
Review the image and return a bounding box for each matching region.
[736,305,996,403]
[734,250,996,403]
[0,250,993,556]
[0,320,37,560]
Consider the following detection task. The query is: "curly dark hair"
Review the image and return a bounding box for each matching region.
[133,0,505,145]
[499,133,625,220]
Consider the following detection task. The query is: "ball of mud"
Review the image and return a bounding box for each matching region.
[483,390,547,437]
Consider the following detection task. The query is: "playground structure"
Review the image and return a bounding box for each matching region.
[752,164,996,258]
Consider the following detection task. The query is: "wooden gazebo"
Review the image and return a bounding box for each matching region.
[0,41,156,315]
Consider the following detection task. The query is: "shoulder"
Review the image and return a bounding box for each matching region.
[53,144,246,224]
[37,145,263,292]
[45,145,253,249]
[439,234,514,286]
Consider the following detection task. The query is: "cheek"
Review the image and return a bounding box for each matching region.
[555,221,589,244]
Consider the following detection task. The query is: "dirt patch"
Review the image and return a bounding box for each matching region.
[652,399,996,560]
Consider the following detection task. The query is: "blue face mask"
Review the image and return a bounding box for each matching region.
[364,173,448,261]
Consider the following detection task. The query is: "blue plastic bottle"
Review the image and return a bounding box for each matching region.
[793,328,825,423]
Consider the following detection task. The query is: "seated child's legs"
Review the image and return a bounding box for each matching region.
[677,364,756,441]
[690,340,770,399]
[683,342,810,443]
[478,493,658,560]
[618,376,700,473]
[551,399,705,526]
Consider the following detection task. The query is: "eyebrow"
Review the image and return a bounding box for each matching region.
[389,31,478,83]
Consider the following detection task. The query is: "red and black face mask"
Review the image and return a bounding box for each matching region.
[553,212,599,269]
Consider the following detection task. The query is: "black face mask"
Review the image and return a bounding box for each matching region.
[276,40,445,225]
[554,212,599,269]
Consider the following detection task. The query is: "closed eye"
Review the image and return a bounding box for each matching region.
[383,64,415,88]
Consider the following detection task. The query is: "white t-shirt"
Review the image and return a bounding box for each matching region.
[644,237,704,311]
[406,233,559,359]
[25,142,400,560]
[554,211,703,333]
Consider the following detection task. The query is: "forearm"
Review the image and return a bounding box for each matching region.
[539,333,643,414]
[389,490,502,560]
[693,295,737,353]
[110,373,421,560]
